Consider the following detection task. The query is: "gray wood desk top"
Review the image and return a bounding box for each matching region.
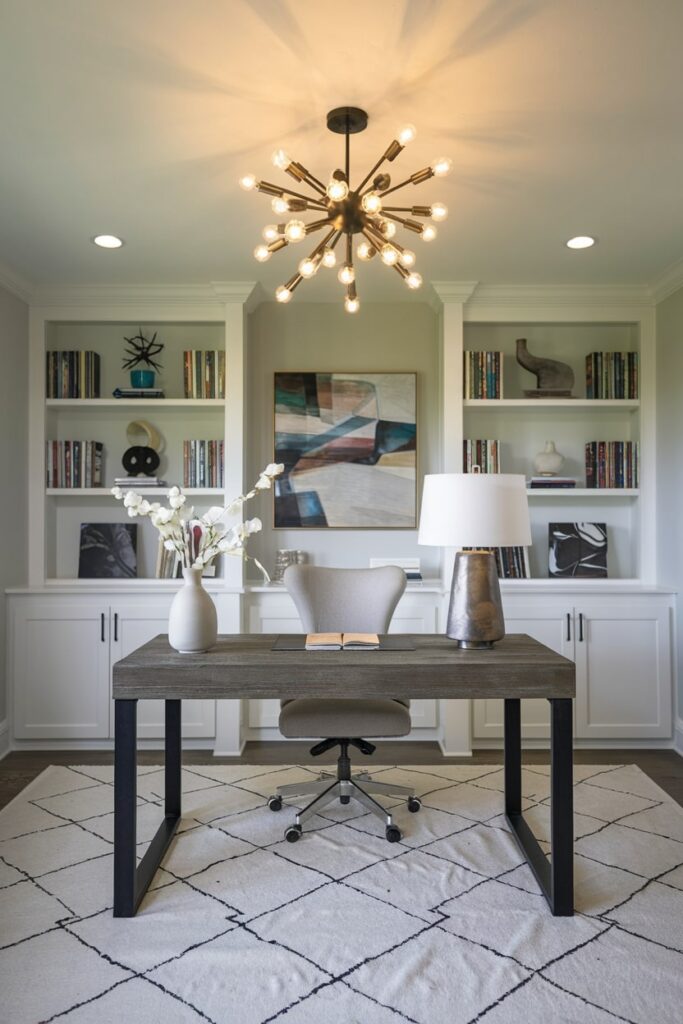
[112,634,575,701]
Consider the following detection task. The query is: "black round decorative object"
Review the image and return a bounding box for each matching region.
[326,106,368,135]
[122,446,160,477]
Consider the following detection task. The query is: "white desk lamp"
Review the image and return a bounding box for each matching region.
[418,473,531,648]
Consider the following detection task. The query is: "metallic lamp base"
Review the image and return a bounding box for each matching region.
[446,550,505,648]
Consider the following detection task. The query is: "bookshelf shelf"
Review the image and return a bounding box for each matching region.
[45,487,225,498]
[45,398,225,409]
[464,398,640,410]
[526,488,639,498]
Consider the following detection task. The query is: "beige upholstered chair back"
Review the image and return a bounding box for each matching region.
[283,565,406,634]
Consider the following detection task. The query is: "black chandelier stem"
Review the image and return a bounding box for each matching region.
[345,114,350,183]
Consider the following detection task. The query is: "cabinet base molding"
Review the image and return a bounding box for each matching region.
[675,718,683,757]
[9,738,217,753]
[475,737,675,751]
[0,719,9,761]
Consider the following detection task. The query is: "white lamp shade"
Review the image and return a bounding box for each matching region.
[418,473,532,548]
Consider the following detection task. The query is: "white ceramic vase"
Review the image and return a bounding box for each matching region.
[168,567,217,653]
[533,440,565,477]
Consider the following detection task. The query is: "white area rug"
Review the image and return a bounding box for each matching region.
[1,763,682,1024]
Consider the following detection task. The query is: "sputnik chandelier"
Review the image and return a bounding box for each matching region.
[239,106,451,313]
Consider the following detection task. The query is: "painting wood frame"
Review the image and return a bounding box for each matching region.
[273,371,417,530]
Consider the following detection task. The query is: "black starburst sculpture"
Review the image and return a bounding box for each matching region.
[122,329,164,371]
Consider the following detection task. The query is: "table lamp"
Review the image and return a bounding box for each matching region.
[418,473,531,648]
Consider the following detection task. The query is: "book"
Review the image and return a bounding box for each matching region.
[183,439,224,488]
[45,440,103,488]
[528,476,577,488]
[585,352,638,399]
[183,350,226,399]
[463,439,500,473]
[305,632,380,651]
[46,351,100,398]
[463,351,503,399]
[113,477,167,487]
[112,387,165,399]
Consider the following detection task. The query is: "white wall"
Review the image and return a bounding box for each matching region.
[246,301,441,579]
[656,285,683,725]
[0,283,28,722]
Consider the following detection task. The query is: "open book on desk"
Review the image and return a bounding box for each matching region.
[305,632,380,651]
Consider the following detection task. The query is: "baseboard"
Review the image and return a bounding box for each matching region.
[675,717,683,757]
[0,719,9,761]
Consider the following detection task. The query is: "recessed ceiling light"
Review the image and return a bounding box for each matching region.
[565,235,596,249]
[92,234,124,249]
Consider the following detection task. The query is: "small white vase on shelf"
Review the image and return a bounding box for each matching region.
[533,440,565,477]
[168,568,217,653]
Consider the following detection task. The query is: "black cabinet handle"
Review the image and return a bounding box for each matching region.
[101,613,105,642]
[578,612,584,642]
[566,613,571,642]
[114,613,118,642]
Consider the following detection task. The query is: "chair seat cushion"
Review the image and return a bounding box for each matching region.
[279,698,411,739]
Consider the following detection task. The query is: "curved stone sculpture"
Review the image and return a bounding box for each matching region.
[516,338,574,397]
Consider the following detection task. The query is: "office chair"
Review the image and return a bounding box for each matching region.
[267,565,421,843]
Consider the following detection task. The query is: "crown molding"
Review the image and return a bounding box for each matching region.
[430,281,479,308]
[650,257,683,305]
[0,260,32,303]
[466,283,653,311]
[29,282,258,310]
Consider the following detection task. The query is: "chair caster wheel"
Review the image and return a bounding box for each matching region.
[385,825,402,843]
[408,797,421,813]
[267,796,282,812]
[340,795,351,805]
[285,824,302,843]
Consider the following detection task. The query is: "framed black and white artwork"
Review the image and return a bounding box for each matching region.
[78,523,138,578]
[548,522,607,578]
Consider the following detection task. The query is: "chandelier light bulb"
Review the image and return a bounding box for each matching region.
[361,191,382,215]
[338,263,355,285]
[379,219,396,239]
[271,197,290,215]
[381,244,399,266]
[239,173,257,191]
[262,224,280,242]
[421,224,438,242]
[406,271,423,290]
[254,244,271,263]
[327,178,349,202]
[276,285,292,303]
[398,124,417,146]
[399,248,416,268]
[321,247,337,268]
[298,256,318,278]
[271,149,292,171]
[431,157,452,177]
[284,219,306,242]
[357,240,374,261]
[345,295,360,314]
[431,202,448,221]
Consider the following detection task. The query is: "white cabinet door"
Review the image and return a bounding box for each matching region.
[574,599,672,739]
[389,596,438,728]
[110,601,215,739]
[472,600,574,740]
[13,601,110,739]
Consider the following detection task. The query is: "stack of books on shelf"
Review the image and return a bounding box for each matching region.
[183,350,226,399]
[464,351,503,399]
[113,476,167,489]
[46,351,100,398]
[183,440,224,488]
[464,546,530,579]
[463,439,500,473]
[155,537,180,579]
[112,386,165,399]
[45,441,103,488]
[585,351,639,398]
[528,476,577,489]
[585,441,639,488]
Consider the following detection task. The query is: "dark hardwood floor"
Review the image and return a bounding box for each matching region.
[1,742,682,811]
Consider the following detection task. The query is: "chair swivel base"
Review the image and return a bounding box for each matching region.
[268,774,421,843]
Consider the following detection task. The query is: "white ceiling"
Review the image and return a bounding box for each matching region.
[1,0,683,299]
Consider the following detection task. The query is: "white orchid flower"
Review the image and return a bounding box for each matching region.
[111,486,123,499]
[244,517,262,535]
[201,506,226,527]
[264,462,284,477]
[169,491,186,510]
[123,491,142,508]
[163,539,177,552]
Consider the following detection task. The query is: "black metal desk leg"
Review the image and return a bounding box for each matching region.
[504,699,521,816]
[550,698,574,916]
[165,700,182,819]
[114,699,137,917]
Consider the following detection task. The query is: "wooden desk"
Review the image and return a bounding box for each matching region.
[112,633,575,917]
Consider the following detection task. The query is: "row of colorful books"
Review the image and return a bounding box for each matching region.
[585,351,639,399]
[183,350,226,399]
[45,440,103,488]
[46,351,101,399]
[585,441,639,489]
[463,546,530,579]
[463,439,500,473]
[463,351,503,399]
[183,440,224,488]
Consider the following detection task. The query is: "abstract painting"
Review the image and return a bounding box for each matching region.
[78,523,138,578]
[274,372,417,528]
[548,522,607,578]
